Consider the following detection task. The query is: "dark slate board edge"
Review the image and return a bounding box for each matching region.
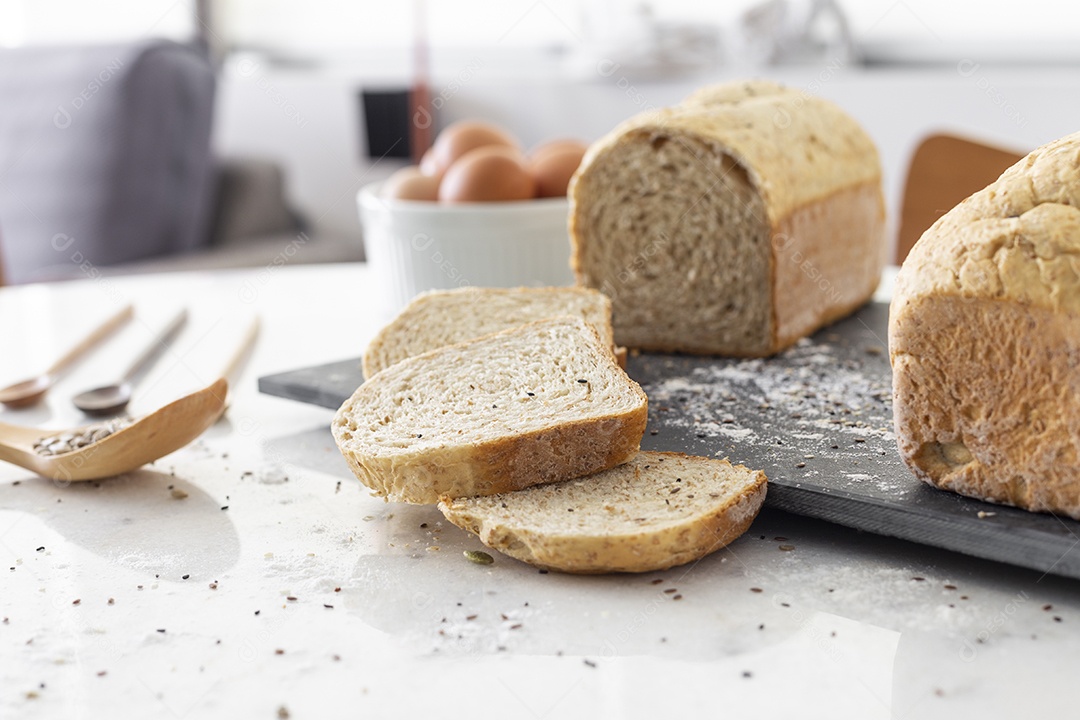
[766,483,1080,580]
[763,473,1076,536]
[258,372,348,411]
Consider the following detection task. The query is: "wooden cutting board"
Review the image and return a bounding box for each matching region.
[258,302,1080,581]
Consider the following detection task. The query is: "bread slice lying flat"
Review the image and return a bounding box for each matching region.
[891,130,1080,518]
[333,317,648,504]
[439,452,767,574]
[362,286,616,378]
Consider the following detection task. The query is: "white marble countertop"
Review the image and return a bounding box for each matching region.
[0,263,1075,719]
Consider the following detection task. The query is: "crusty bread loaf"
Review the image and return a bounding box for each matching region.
[439,451,767,574]
[890,131,1080,519]
[570,79,885,357]
[362,286,616,378]
[333,317,648,504]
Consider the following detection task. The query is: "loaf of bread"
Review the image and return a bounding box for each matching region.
[333,317,648,504]
[439,451,767,573]
[362,286,616,378]
[570,80,885,356]
[890,131,1080,518]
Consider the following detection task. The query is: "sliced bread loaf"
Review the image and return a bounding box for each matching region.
[439,451,767,574]
[362,286,616,378]
[333,317,648,504]
[891,131,1080,519]
[569,79,885,357]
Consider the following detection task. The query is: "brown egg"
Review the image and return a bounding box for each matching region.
[382,166,440,201]
[418,147,443,180]
[430,121,519,176]
[529,139,588,164]
[438,146,535,203]
[528,141,588,198]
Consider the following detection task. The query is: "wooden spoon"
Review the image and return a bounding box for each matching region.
[0,378,227,482]
[0,304,134,409]
[72,308,189,416]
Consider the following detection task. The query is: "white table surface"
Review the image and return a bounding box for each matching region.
[0,263,1076,720]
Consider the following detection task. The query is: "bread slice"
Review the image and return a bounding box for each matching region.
[569,79,885,357]
[333,317,648,504]
[439,452,767,574]
[362,286,616,378]
[891,131,1080,519]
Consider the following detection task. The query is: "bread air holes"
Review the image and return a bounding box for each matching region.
[650,135,669,151]
[915,439,974,474]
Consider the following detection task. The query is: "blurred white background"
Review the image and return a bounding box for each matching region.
[4,1,1079,63]
[2,0,1077,259]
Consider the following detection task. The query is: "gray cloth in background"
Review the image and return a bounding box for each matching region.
[0,40,216,284]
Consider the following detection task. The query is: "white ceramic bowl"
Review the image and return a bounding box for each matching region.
[358,182,574,316]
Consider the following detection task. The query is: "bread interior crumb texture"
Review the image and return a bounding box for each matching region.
[574,130,772,354]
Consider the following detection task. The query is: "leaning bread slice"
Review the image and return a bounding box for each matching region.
[439,452,767,574]
[333,317,648,504]
[362,286,616,378]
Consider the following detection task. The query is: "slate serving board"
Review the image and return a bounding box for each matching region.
[258,302,1080,580]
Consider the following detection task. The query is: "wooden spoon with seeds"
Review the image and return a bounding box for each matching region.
[0,378,226,482]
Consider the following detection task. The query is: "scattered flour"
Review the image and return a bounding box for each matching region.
[639,331,907,496]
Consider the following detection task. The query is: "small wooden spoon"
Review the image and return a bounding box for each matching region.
[0,304,134,409]
[0,378,227,482]
[72,308,189,416]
